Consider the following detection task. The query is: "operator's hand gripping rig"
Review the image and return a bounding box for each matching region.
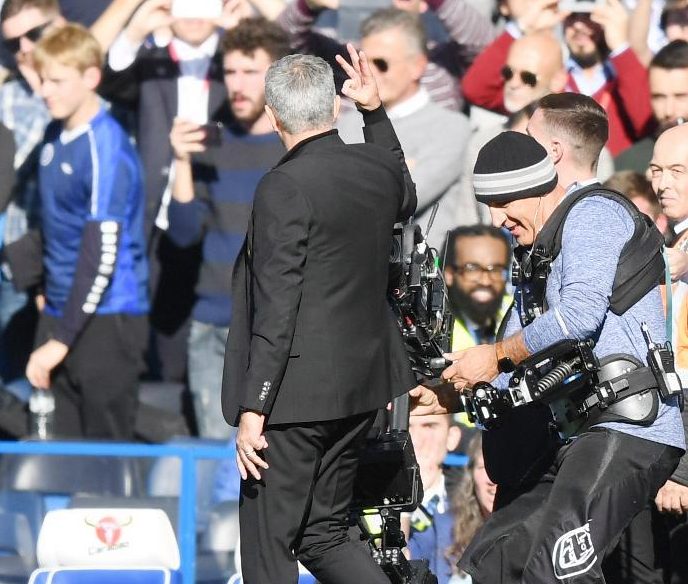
[460,325,683,439]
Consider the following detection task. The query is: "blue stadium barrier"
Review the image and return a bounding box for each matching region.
[0,440,231,584]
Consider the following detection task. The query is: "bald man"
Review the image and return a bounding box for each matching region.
[458,32,567,219]
[503,32,567,113]
[462,1,653,155]
[613,124,688,584]
[651,125,688,387]
[650,125,688,516]
[461,31,567,115]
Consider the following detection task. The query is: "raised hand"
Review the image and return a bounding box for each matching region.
[170,118,207,163]
[517,0,568,35]
[126,0,174,45]
[591,0,630,52]
[335,42,382,112]
[215,0,254,31]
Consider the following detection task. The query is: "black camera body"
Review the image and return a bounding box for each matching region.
[352,429,422,513]
[389,224,453,380]
[347,223,447,584]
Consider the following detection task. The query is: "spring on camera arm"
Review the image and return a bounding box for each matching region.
[536,359,578,393]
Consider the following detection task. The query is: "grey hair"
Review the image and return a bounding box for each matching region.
[360,8,427,57]
[265,54,336,135]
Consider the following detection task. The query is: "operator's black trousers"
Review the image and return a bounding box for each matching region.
[458,428,681,584]
[238,410,389,584]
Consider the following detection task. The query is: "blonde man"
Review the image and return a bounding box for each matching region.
[25,25,149,439]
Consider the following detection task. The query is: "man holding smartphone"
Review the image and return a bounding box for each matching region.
[166,17,289,439]
[97,0,253,385]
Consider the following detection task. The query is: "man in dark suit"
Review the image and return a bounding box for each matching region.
[221,45,417,583]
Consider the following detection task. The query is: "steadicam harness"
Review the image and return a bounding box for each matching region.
[513,184,666,325]
[463,186,683,439]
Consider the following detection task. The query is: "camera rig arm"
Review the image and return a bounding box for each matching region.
[460,339,599,430]
[459,325,683,437]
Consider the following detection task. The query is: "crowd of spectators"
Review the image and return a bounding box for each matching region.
[1,0,688,581]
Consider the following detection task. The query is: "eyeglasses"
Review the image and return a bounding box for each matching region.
[371,58,389,74]
[500,65,538,88]
[452,263,508,280]
[3,20,53,54]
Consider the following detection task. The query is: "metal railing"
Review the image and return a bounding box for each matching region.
[0,440,232,584]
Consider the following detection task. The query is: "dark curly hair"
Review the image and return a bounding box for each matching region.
[220,17,291,63]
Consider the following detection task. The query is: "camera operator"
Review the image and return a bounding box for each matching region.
[411,93,684,583]
[220,46,416,583]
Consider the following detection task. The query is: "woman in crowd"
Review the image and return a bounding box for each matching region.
[447,433,496,583]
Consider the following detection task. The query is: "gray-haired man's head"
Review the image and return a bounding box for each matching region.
[359,8,427,109]
[265,54,337,135]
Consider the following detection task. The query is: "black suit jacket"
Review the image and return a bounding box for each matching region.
[222,106,417,426]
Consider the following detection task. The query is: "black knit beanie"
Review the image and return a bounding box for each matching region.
[473,131,558,204]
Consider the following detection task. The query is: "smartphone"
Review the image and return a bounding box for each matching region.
[559,0,604,12]
[202,122,223,148]
[171,0,223,20]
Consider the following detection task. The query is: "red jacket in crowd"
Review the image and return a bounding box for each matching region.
[461,31,654,156]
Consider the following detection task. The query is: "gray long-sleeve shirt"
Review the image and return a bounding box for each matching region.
[500,189,685,451]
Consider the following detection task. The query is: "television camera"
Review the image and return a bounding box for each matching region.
[350,221,454,584]
[389,223,454,381]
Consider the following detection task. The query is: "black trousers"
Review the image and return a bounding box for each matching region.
[238,411,389,584]
[36,313,147,440]
[603,503,670,584]
[459,428,681,584]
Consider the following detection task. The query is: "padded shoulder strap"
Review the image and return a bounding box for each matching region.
[535,185,633,261]
[534,184,664,315]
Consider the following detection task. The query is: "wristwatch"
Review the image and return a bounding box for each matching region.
[495,342,515,374]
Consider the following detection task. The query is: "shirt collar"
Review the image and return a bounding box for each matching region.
[171,32,219,62]
[386,87,430,120]
[59,108,106,144]
[422,473,447,514]
[565,178,599,196]
[675,216,688,235]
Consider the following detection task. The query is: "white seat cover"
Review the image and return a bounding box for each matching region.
[36,508,180,569]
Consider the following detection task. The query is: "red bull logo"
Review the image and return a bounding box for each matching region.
[85,516,132,548]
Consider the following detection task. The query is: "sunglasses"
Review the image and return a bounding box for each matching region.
[371,58,389,74]
[3,20,52,54]
[500,65,538,88]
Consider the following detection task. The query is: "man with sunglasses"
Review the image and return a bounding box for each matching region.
[337,8,476,250]
[277,0,495,112]
[462,0,653,156]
